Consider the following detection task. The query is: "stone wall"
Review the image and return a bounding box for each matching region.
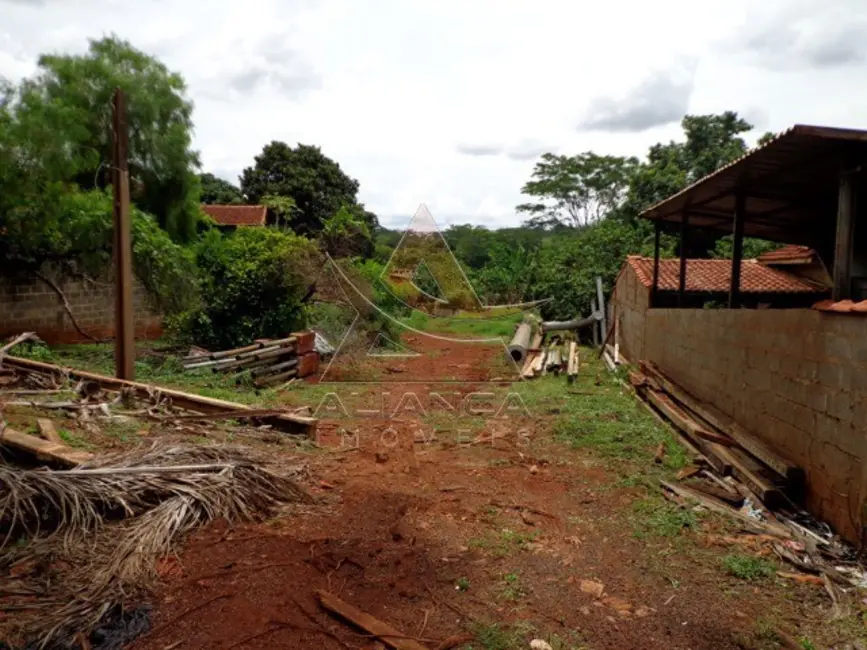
[0,273,163,343]
[643,308,867,543]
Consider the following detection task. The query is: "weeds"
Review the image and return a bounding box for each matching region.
[500,572,525,601]
[723,554,776,581]
[631,498,697,538]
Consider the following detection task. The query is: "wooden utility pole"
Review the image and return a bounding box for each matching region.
[729,191,746,309]
[833,173,856,301]
[112,88,135,380]
[678,210,689,307]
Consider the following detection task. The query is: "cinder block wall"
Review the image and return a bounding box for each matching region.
[644,308,867,543]
[611,267,650,362]
[0,273,163,344]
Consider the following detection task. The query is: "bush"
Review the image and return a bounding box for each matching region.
[174,227,317,349]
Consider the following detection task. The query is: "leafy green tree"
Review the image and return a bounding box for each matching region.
[240,142,362,236]
[262,194,298,228]
[17,36,201,241]
[319,205,373,258]
[757,131,777,147]
[517,152,638,228]
[177,228,318,348]
[444,224,493,269]
[712,235,779,260]
[200,173,242,205]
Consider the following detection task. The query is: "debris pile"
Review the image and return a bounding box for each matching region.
[182,331,320,388]
[0,443,311,648]
[631,360,865,598]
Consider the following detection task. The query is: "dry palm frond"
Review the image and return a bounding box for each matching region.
[0,442,311,648]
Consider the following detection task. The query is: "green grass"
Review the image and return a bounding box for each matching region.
[723,553,776,581]
[465,622,530,650]
[467,529,539,558]
[400,309,524,339]
[57,428,91,449]
[631,497,698,538]
[500,571,525,601]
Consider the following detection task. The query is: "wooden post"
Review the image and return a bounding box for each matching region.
[678,210,689,306]
[595,276,607,345]
[833,173,855,301]
[651,221,661,307]
[112,88,135,380]
[729,191,746,309]
[590,298,600,346]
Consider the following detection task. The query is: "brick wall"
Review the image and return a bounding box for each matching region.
[0,273,163,344]
[643,308,867,543]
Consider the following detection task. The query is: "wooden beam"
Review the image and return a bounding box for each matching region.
[2,355,317,437]
[0,425,93,466]
[316,590,430,650]
[833,173,856,301]
[678,210,689,306]
[595,277,607,343]
[651,221,661,307]
[112,88,135,380]
[729,190,746,309]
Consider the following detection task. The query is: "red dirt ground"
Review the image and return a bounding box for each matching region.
[130,335,836,650]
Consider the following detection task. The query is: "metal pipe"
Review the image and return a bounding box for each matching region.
[506,322,533,364]
[541,311,602,333]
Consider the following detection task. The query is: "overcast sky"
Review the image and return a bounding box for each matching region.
[2,0,866,229]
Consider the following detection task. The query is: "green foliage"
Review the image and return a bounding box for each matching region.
[712,235,780,260]
[517,152,639,228]
[723,554,776,581]
[320,205,373,258]
[200,173,242,205]
[262,194,298,228]
[632,498,697,538]
[19,36,200,241]
[240,142,374,237]
[175,228,317,348]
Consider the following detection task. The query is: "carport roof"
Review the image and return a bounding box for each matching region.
[639,124,867,245]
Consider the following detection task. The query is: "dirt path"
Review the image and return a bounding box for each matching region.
[130,336,842,650]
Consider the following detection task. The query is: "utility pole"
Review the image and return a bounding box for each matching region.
[112,88,135,380]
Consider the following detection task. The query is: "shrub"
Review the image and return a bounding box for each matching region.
[174,227,317,349]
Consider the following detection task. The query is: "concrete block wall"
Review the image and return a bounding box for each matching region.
[611,267,650,362]
[644,308,867,543]
[0,272,163,343]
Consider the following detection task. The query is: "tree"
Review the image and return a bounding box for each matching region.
[240,142,361,236]
[757,131,777,147]
[19,36,201,241]
[319,205,374,258]
[517,152,638,228]
[262,194,298,228]
[680,111,752,182]
[200,173,242,204]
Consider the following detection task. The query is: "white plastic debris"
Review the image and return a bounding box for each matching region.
[740,497,763,520]
[530,641,553,650]
[313,331,335,356]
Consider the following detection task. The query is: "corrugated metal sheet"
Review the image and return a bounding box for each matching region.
[639,124,867,243]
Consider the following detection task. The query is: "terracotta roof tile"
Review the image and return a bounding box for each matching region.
[757,245,816,264]
[813,299,867,314]
[201,204,267,226]
[626,256,827,294]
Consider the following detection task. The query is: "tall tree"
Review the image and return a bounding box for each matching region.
[240,142,361,236]
[516,152,638,228]
[20,36,201,241]
[200,173,242,204]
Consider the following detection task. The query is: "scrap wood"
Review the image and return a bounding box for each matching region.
[36,418,63,445]
[646,389,733,475]
[0,425,93,466]
[637,395,704,461]
[653,442,665,464]
[2,355,316,437]
[156,407,290,421]
[315,590,431,650]
[684,481,744,507]
[726,446,787,509]
[676,465,701,480]
[660,480,791,538]
[640,361,802,484]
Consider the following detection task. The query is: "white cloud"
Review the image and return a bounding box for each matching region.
[2,0,867,228]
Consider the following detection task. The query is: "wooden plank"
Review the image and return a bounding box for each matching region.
[692,428,737,447]
[0,426,93,466]
[36,418,64,445]
[640,361,802,484]
[646,389,733,475]
[3,356,316,437]
[686,481,744,507]
[726,445,786,508]
[316,590,430,650]
[660,480,791,538]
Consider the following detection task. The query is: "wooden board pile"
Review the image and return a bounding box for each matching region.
[630,360,867,591]
[182,331,320,388]
[519,330,580,383]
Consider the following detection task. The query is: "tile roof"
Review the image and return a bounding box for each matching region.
[812,299,867,314]
[201,204,267,226]
[626,256,828,294]
[757,245,816,264]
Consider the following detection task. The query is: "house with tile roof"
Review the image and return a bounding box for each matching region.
[613,124,867,545]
